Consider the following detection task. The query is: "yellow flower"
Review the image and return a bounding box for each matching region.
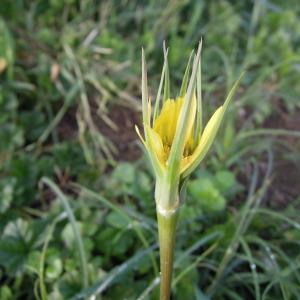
[136,42,244,300]
[151,97,196,165]
[136,42,243,183]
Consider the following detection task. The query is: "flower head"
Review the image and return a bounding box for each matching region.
[154,96,195,154]
[136,42,243,209]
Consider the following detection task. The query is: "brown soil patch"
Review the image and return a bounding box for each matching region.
[98,104,142,161]
[264,103,300,207]
[57,106,78,140]
[57,103,142,161]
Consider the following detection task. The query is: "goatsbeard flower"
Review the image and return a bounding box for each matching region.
[136,41,243,212]
[136,41,243,300]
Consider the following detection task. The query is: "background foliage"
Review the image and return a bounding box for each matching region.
[0,0,300,299]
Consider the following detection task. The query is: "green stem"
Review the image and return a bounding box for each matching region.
[157,208,178,300]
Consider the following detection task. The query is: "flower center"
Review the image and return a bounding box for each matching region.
[153,97,194,161]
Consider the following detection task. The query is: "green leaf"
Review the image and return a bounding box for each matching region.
[111,163,135,185]
[70,246,156,300]
[188,178,226,212]
[41,177,89,288]
[62,222,83,249]
[0,219,32,274]
[8,155,38,206]
[46,256,63,280]
[106,212,129,229]
[0,178,15,213]
[214,170,236,194]
[27,250,41,274]
[0,285,13,300]
[111,231,134,256]
[0,18,14,78]
[136,171,152,194]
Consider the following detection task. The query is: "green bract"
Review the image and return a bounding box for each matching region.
[136,42,243,212]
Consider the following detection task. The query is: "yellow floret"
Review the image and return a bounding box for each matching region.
[153,97,195,163]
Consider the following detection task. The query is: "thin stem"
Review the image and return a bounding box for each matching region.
[157,208,178,300]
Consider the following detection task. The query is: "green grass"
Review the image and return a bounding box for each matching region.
[0,0,300,299]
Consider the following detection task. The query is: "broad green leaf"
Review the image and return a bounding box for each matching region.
[0,219,32,274]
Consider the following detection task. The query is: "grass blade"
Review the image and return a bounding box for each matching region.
[72,183,159,276]
[70,246,157,300]
[41,177,88,288]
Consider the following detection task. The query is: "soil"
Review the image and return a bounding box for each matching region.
[97,104,142,161]
[57,102,142,161]
[57,106,78,140]
[263,103,300,207]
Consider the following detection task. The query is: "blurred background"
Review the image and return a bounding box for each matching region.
[0,1,300,299]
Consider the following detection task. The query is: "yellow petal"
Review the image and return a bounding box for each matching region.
[181,106,224,176]
[145,125,166,165]
[181,95,196,154]
[153,98,183,146]
[136,124,165,176]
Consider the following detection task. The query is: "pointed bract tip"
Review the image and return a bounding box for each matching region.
[163,41,169,54]
[141,48,145,65]
[135,125,145,144]
[196,39,203,56]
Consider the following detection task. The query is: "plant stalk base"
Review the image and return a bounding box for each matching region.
[157,208,178,300]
